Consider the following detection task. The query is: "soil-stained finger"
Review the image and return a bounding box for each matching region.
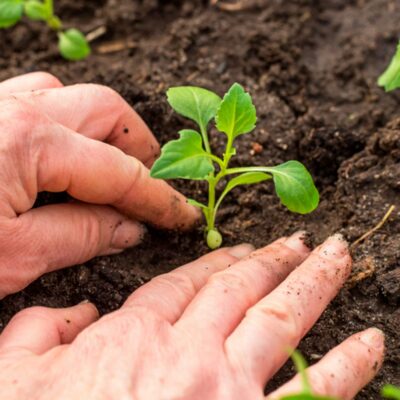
[0,203,145,297]
[175,232,310,340]
[123,244,254,323]
[266,328,385,400]
[226,234,352,385]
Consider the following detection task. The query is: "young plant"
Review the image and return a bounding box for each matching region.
[382,385,400,400]
[378,40,400,91]
[0,0,90,61]
[150,83,319,249]
[279,350,337,400]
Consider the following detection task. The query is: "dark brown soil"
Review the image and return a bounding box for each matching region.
[0,0,399,398]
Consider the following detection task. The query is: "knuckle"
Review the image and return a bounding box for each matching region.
[153,272,197,299]
[0,99,46,143]
[33,72,63,89]
[247,301,299,342]
[84,83,124,109]
[208,270,247,292]
[11,306,51,322]
[307,369,334,395]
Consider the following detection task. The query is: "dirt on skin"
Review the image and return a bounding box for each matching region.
[0,0,399,397]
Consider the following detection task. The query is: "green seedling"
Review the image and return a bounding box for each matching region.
[378,41,400,91]
[151,83,319,249]
[0,0,90,60]
[278,350,337,400]
[382,385,400,400]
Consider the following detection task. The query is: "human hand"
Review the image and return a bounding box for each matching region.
[0,233,384,399]
[0,72,199,298]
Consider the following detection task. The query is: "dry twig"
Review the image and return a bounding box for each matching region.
[86,26,107,42]
[210,0,245,11]
[351,205,395,249]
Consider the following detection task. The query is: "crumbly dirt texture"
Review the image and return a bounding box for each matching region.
[0,0,399,397]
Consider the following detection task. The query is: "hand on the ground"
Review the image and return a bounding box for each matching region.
[0,72,199,298]
[0,233,384,399]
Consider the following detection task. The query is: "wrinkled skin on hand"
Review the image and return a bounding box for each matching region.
[0,73,199,298]
[0,74,384,400]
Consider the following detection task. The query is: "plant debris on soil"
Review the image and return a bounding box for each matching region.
[0,0,399,398]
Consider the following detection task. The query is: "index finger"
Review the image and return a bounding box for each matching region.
[14,84,160,167]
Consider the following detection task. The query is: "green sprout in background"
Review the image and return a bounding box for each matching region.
[378,40,400,91]
[382,385,400,400]
[278,350,337,400]
[278,350,400,400]
[151,83,319,249]
[0,0,90,60]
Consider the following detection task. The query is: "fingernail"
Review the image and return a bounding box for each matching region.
[79,299,90,305]
[111,220,147,249]
[284,230,311,253]
[360,328,385,350]
[318,233,349,260]
[228,243,255,259]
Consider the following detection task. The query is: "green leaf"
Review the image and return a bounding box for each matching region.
[216,82,257,139]
[268,161,319,214]
[280,394,337,400]
[187,198,207,210]
[215,172,270,215]
[382,385,400,400]
[24,0,48,20]
[227,161,319,214]
[281,394,336,400]
[150,129,214,180]
[378,42,400,92]
[0,0,23,28]
[167,86,222,131]
[58,28,90,61]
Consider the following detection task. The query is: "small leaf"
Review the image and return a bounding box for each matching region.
[216,83,257,139]
[382,385,400,400]
[187,198,207,210]
[267,161,319,214]
[225,172,271,189]
[150,129,214,180]
[24,0,48,20]
[58,28,90,61]
[378,42,400,92]
[167,86,222,130]
[0,0,23,28]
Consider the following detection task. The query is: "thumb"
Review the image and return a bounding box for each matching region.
[0,302,98,355]
[0,203,145,298]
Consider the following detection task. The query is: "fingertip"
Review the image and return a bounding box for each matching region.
[110,219,147,250]
[318,233,350,260]
[359,327,385,353]
[284,230,312,255]
[77,300,100,320]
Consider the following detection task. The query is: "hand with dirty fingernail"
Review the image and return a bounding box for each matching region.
[0,72,199,298]
[0,232,385,400]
